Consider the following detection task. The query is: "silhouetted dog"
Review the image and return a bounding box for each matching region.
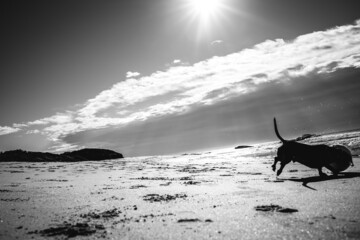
[272,118,353,177]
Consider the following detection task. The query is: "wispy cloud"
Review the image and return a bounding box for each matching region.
[0,126,21,136]
[211,40,223,45]
[27,113,73,126]
[7,20,360,152]
[126,71,141,78]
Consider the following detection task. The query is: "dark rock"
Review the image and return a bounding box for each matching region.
[235,145,252,149]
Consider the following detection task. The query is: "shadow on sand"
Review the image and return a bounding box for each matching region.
[282,172,360,190]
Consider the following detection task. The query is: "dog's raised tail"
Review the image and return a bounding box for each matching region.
[274,118,287,143]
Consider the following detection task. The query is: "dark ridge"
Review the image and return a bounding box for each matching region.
[0,148,123,162]
[293,133,320,141]
[61,148,123,161]
[235,145,252,150]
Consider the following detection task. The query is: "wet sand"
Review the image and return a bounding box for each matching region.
[1,141,360,239]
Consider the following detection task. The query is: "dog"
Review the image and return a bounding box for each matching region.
[272,118,354,177]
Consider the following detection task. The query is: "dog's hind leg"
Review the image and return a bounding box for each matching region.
[324,164,339,177]
[318,167,327,178]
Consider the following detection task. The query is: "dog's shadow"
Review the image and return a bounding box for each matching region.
[281,172,360,190]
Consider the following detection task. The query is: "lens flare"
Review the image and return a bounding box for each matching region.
[181,0,230,42]
[190,0,222,19]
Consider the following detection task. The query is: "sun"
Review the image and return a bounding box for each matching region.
[181,0,229,41]
[190,0,221,17]
[187,0,223,21]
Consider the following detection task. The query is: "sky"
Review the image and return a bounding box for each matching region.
[1,0,360,157]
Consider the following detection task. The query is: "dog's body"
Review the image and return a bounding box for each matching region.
[272,118,353,177]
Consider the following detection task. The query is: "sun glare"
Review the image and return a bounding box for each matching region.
[181,0,229,41]
[190,0,221,17]
[187,0,223,21]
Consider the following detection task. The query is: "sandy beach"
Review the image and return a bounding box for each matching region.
[2,2,360,239]
[1,132,360,240]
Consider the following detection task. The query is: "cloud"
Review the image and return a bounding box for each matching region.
[61,67,360,157]
[6,19,360,152]
[211,40,223,45]
[173,59,181,64]
[0,126,21,136]
[26,129,41,135]
[12,123,28,128]
[25,113,73,127]
[126,71,141,78]
[47,142,80,153]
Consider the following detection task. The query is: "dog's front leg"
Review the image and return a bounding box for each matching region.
[272,156,279,172]
[276,162,288,176]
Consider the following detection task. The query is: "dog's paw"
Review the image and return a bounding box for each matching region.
[319,173,328,178]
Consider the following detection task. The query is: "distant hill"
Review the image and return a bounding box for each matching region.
[0,148,123,162]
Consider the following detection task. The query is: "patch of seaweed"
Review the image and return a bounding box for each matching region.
[143,193,187,202]
[129,184,148,189]
[183,180,201,185]
[1,197,30,202]
[177,218,201,223]
[28,222,105,238]
[254,204,298,213]
[80,208,121,219]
